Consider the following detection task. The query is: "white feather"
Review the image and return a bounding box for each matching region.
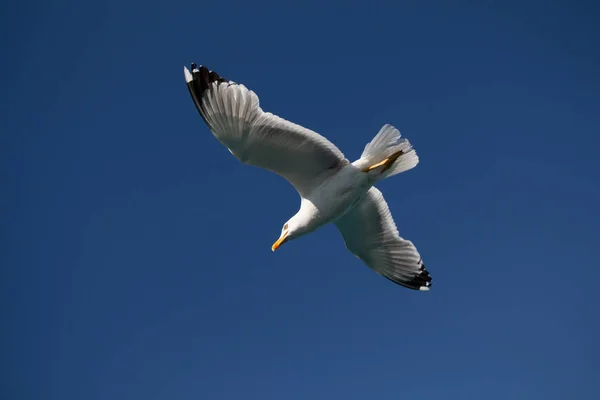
[357,124,419,178]
[335,187,432,290]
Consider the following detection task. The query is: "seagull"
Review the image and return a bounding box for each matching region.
[184,64,432,291]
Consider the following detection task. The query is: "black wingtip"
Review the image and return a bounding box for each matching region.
[185,64,232,127]
[383,260,433,291]
[187,64,229,98]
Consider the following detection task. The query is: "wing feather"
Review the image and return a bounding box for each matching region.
[185,64,348,196]
[335,187,432,291]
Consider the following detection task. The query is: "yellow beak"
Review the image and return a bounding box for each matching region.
[271,232,288,251]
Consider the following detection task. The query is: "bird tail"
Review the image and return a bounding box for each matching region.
[356,124,419,179]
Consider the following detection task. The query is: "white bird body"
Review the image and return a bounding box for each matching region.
[184,64,432,291]
[297,165,371,231]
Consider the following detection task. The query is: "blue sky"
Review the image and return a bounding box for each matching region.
[2,1,599,399]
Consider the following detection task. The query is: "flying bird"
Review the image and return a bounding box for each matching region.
[184,64,432,291]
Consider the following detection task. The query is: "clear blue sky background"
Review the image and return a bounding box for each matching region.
[2,1,599,399]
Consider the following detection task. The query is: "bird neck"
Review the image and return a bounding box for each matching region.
[293,199,321,233]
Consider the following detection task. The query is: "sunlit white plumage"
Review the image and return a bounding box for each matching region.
[184,64,432,290]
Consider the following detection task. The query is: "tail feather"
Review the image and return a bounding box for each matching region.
[358,124,419,178]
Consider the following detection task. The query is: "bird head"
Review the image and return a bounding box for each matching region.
[271,220,293,251]
[271,206,314,251]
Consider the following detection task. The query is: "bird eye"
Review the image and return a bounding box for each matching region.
[283,223,288,230]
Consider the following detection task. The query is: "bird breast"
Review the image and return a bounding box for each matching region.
[307,166,371,225]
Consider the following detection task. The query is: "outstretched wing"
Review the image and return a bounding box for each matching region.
[335,187,432,291]
[184,64,348,196]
